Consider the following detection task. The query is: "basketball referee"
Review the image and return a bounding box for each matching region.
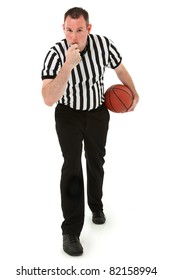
[41,7,139,256]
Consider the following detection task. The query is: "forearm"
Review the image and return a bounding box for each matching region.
[115,64,138,98]
[42,63,72,106]
[42,44,82,107]
[115,63,139,111]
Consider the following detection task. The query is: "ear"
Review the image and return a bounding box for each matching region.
[62,24,65,31]
[87,24,92,34]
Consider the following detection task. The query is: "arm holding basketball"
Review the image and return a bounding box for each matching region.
[114,63,139,111]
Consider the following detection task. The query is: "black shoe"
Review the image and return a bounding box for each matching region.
[92,210,106,224]
[63,234,83,256]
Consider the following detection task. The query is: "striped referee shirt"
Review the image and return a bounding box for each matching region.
[41,34,122,110]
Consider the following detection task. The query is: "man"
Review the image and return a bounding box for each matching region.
[41,7,139,256]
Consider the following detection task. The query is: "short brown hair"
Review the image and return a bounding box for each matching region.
[64,7,89,25]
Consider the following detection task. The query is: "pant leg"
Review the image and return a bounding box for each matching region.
[55,105,85,237]
[84,105,110,212]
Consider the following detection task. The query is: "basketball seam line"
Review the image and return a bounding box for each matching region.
[113,91,132,110]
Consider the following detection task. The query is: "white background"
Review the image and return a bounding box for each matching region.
[1,0,173,279]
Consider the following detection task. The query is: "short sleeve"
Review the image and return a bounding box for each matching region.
[41,48,61,80]
[107,39,122,69]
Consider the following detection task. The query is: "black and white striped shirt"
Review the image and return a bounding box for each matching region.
[41,34,122,110]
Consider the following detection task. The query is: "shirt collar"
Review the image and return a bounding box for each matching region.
[80,36,89,56]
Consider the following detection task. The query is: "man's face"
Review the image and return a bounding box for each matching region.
[63,15,92,51]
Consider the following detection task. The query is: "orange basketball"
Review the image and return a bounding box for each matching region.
[104,84,133,113]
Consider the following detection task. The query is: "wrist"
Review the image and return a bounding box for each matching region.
[63,61,74,72]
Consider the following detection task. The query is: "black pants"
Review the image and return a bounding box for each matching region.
[55,104,110,237]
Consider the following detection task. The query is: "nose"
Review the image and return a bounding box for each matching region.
[71,31,77,43]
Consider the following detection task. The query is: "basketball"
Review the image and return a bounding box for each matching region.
[104,84,133,113]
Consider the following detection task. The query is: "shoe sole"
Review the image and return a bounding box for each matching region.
[92,218,106,224]
[63,247,83,256]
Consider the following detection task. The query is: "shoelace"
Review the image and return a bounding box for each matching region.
[68,235,78,243]
[93,211,103,217]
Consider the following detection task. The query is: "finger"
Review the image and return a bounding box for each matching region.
[71,43,78,50]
